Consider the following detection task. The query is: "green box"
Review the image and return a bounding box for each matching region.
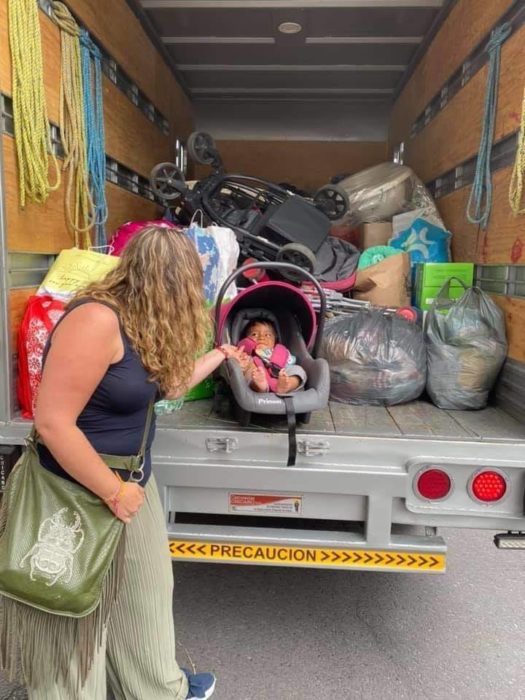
[414,263,474,310]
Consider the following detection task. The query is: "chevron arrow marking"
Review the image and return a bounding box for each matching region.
[168,541,445,571]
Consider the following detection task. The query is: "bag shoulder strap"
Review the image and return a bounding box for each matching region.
[137,400,155,461]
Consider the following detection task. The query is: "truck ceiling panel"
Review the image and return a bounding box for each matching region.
[145,6,440,38]
[164,42,418,67]
[137,0,450,123]
[183,70,402,90]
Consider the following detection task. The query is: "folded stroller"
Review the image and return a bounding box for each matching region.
[150,131,351,283]
[215,262,330,466]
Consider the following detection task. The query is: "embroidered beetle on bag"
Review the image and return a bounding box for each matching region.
[20,507,85,587]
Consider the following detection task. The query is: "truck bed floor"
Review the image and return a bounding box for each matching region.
[158,399,525,442]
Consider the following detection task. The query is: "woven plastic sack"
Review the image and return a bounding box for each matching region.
[320,309,426,405]
[17,295,66,418]
[425,279,507,410]
[38,248,120,302]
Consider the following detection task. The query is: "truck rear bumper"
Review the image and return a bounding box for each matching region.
[167,523,447,573]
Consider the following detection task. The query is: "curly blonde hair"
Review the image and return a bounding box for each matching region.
[74,226,210,395]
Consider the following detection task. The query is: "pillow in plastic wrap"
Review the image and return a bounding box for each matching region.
[320,310,426,405]
[425,285,507,410]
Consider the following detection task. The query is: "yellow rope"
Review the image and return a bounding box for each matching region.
[51,1,94,248]
[509,87,525,216]
[8,0,60,207]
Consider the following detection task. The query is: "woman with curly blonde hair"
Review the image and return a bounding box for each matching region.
[31,226,233,699]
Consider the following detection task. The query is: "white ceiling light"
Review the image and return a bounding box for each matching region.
[278,21,302,34]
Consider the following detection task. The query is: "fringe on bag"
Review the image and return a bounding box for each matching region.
[0,526,125,694]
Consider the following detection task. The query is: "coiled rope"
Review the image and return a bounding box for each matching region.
[80,29,108,247]
[466,22,512,229]
[509,87,525,216]
[51,1,94,248]
[8,0,60,207]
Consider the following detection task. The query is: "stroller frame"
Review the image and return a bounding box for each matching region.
[150,132,348,282]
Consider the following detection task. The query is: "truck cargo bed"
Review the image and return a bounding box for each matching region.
[159,399,525,442]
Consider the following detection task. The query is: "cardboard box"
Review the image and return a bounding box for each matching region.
[353,252,411,307]
[414,262,474,310]
[358,222,393,250]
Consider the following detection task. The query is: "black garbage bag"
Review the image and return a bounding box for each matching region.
[320,309,426,405]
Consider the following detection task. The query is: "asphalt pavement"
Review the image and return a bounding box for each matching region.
[1,527,524,699]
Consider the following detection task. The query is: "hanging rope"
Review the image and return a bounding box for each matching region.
[8,0,60,207]
[80,29,108,247]
[51,1,94,248]
[466,22,512,230]
[509,87,525,216]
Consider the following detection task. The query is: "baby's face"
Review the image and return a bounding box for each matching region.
[247,322,276,350]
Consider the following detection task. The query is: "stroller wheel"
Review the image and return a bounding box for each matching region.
[313,184,349,221]
[150,162,186,201]
[277,243,317,282]
[188,131,218,165]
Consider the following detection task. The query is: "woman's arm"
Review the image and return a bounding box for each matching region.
[34,303,143,522]
[165,345,246,399]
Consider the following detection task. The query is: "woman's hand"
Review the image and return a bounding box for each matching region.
[219,344,241,359]
[219,345,251,370]
[105,481,145,524]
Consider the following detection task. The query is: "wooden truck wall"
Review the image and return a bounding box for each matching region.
[390,0,525,364]
[0,0,193,353]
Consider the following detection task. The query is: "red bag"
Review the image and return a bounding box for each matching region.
[17,295,66,419]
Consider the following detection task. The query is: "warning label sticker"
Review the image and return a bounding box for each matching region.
[229,493,303,515]
[169,540,446,572]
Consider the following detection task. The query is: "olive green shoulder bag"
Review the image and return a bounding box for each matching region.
[0,401,154,618]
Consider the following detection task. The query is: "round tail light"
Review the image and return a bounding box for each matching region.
[470,471,507,502]
[416,468,451,500]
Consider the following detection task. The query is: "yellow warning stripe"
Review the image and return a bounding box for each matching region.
[169,540,446,572]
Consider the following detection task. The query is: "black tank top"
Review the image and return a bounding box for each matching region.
[37,299,158,486]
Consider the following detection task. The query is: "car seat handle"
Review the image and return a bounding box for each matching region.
[214,261,327,357]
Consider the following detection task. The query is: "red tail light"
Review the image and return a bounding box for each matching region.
[470,471,507,503]
[416,468,451,500]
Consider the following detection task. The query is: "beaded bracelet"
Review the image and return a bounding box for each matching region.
[103,478,127,519]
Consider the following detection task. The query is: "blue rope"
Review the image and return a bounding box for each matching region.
[466,22,512,229]
[80,30,108,247]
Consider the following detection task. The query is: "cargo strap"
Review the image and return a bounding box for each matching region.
[284,396,297,467]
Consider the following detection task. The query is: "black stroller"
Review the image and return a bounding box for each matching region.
[150,132,350,282]
[215,261,330,467]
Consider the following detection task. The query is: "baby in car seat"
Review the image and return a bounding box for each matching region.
[235,319,307,395]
